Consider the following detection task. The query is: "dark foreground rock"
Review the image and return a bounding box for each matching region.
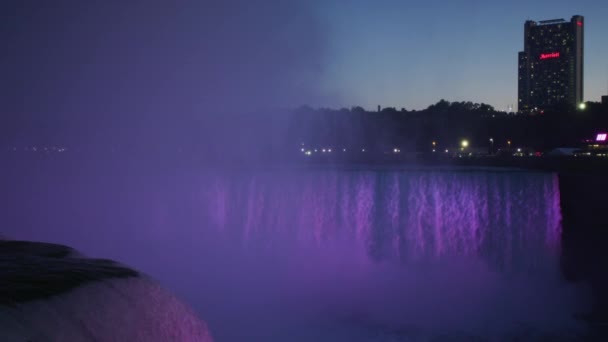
[0,239,213,341]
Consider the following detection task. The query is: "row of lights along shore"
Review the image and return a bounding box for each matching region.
[300,138,520,155]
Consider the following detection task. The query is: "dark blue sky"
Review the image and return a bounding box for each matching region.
[2,0,607,120]
[318,0,608,110]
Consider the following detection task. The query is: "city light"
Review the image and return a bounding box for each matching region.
[579,103,587,110]
[540,52,560,60]
[461,140,469,148]
[432,141,436,146]
[597,133,607,142]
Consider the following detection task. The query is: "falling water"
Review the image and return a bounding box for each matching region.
[2,164,588,341]
[203,169,561,270]
[190,167,582,340]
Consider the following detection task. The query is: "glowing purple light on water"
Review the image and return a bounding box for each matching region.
[204,171,562,266]
[6,166,583,340]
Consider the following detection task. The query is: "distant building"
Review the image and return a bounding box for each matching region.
[518,16,584,112]
[602,95,608,105]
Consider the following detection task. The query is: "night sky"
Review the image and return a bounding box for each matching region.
[1,0,607,121]
[320,0,608,111]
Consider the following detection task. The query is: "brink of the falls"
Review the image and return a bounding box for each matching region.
[0,239,213,342]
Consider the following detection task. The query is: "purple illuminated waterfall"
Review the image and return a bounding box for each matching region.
[203,170,562,271]
[187,169,580,340]
[3,165,586,341]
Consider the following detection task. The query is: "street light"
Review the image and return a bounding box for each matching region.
[489,138,494,154]
[579,102,587,110]
[461,140,469,148]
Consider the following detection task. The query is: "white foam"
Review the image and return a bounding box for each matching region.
[0,276,213,342]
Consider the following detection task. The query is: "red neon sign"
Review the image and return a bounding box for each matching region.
[577,21,583,27]
[540,52,560,60]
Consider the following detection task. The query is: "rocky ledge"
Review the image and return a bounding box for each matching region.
[0,239,213,341]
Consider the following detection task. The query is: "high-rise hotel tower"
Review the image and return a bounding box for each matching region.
[518,16,584,112]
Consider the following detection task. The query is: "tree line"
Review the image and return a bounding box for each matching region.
[286,100,608,153]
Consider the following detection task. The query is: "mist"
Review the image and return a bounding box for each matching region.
[0,2,594,341]
[1,0,328,159]
[1,164,589,340]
